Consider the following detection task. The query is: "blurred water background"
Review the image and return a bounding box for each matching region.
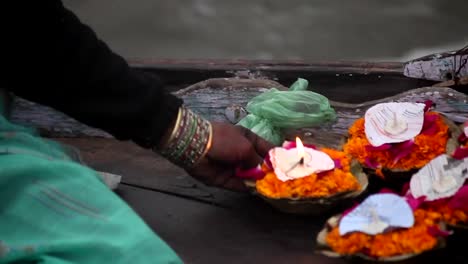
[64,0,468,62]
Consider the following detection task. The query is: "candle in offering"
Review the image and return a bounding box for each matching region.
[339,193,414,235]
[410,154,468,201]
[269,137,335,182]
[384,111,408,135]
[364,102,425,147]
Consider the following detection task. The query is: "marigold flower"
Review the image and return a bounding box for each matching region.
[325,209,442,257]
[256,148,361,199]
[343,112,449,179]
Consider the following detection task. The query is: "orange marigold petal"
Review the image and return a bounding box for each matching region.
[343,113,449,176]
[325,209,440,257]
[256,148,360,199]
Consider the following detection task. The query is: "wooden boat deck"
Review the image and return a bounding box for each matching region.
[12,59,468,263]
[59,138,467,264]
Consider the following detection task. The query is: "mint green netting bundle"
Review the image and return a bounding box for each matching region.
[237,78,337,145]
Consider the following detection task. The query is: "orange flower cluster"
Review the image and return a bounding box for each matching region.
[256,148,361,199]
[343,113,449,174]
[426,205,468,226]
[325,209,441,257]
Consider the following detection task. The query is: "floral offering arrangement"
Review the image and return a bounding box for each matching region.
[256,140,361,199]
[423,194,468,228]
[239,138,368,214]
[317,193,448,261]
[406,153,468,228]
[343,102,458,180]
[318,152,468,261]
[237,97,466,261]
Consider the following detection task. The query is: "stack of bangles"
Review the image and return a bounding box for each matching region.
[157,106,213,169]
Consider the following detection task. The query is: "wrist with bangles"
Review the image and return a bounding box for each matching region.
[156,106,213,169]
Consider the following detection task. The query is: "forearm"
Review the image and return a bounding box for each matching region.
[1,1,182,148]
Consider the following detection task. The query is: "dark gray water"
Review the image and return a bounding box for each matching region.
[64,0,468,61]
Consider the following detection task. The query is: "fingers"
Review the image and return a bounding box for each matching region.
[254,136,275,157]
[241,146,264,169]
[233,125,274,168]
[237,126,275,157]
[212,169,249,192]
[221,177,249,192]
[188,159,248,192]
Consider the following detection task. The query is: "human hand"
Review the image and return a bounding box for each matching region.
[186,122,274,192]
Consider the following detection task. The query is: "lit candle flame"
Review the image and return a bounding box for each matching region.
[296,137,305,161]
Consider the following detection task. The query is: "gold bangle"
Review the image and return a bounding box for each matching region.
[160,107,182,149]
[157,107,213,169]
[194,121,213,166]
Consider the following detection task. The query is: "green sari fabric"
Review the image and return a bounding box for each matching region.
[0,105,182,263]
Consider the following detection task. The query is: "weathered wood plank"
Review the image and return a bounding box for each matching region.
[10,78,287,138]
[57,138,247,209]
[179,85,467,149]
[5,60,442,138]
[10,81,467,141]
[434,76,468,87]
[11,97,112,138]
[137,60,436,101]
[123,183,461,264]
[118,184,344,264]
[59,140,468,264]
[132,60,405,82]
[293,87,468,149]
[130,59,405,72]
[4,60,468,263]
[54,85,468,209]
[404,46,468,81]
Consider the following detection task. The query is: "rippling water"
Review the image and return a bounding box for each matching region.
[64,0,468,61]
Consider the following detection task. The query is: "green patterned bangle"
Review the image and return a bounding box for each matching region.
[172,112,198,160]
[157,106,213,169]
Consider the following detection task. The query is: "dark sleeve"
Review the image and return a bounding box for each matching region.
[1,1,182,148]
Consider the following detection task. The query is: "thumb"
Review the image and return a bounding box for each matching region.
[236,125,275,157]
[240,142,264,169]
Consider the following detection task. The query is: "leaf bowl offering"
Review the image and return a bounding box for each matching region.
[343,109,461,186]
[243,142,368,215]
[316,200,449,262]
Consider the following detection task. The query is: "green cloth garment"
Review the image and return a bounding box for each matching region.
[0,101,182,263]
